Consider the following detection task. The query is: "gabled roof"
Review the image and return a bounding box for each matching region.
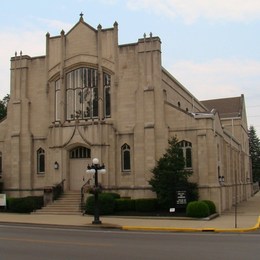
[66,14,97,36]
[201,95,243,119]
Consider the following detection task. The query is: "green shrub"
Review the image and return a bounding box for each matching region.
[202,200,216,215]
[85,196,94,214]
[135,198,158,212]
[186,201,210,218]
[85,193,116,215]
[186,182,199,202]
[7,196,44,213]
[115,198,135,212]
[103,192,120,199]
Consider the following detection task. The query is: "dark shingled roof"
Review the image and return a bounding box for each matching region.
[201,96,242,119]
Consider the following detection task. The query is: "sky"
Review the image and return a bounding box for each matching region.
[0,0,260,134]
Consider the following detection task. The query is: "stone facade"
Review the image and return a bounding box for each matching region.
[0,16,252,212]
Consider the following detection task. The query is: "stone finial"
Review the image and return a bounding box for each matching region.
[150,32,153,38]
[60,30,65,36]
[113,21,118,27]
[144,33,146,38]
[97,24,102,30]
[46,32,50,38]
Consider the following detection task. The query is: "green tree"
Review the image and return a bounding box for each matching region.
[149,136,198,209]
[248,125,260,182]
[0,94,10,120]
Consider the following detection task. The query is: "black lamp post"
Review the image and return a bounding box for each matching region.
[86,158,106,224]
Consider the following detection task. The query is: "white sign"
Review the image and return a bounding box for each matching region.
[169,208,175,213]
[0,194,6,206]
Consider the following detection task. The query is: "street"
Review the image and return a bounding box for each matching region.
[0,224,259,260]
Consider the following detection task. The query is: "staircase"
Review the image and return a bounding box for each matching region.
[33,191,83,215]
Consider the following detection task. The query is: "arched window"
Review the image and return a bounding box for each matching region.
[178,141,192,169]
[104,73,111,118]
[37,148,45,174]
[121,144,131,172]
[70,146,91,159]
[65,67,98,120]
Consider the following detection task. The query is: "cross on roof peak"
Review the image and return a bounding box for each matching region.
[79,12,84,21]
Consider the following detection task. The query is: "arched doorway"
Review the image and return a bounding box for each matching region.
[69,146,91,191]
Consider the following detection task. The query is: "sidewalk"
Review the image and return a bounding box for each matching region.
[1,192,260,233]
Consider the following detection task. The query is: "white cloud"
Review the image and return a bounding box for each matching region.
[37,18,73,34]
[126,0,260,23]
[0,17,73,98]
[169,59,260,100]
[0,30,46,98]
[169,58,260,133]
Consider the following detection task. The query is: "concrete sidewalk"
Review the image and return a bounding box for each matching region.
[1,192,260,232]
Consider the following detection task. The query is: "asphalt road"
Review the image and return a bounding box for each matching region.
[0,224,259,260]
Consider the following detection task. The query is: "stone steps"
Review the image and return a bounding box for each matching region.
[33,191,83,215]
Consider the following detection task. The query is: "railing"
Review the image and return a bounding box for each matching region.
[253,182,259,194]
[53,179,66,200]
[80,178,92,214]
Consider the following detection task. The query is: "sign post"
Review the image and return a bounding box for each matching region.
[176,190,187,209]
[0,194,6,209]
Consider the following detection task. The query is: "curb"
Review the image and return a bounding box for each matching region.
[122,216,260,233]
[0,221,122,230]
[0,216,259,233]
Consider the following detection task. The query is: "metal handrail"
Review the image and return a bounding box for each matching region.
[80,178,92,214]
[53,179,66,200]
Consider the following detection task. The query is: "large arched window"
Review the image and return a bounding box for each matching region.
[70,146,91,159]
[55,68,112,121]
[121,144,131,172]
[37,148,45,174]
[66,67,98,120]
[178,140,192,169]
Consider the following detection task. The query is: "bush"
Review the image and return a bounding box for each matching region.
[85,193,116,215]
[186,182,199,202]
[186,201,210,218]
[104,192,120,199]
[115,198,135,212]
[135,198,158,212]
[7,196,44,213]
[202,200,216,215]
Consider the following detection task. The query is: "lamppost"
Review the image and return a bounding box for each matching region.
[86,158,106,224]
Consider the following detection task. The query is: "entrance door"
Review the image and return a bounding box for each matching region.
[69,146,91,191]
[70,159,87,191]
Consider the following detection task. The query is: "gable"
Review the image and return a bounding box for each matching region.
[65,20,98,59]
[201,96,242,119]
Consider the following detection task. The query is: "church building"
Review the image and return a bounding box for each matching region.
[0,15,252,212]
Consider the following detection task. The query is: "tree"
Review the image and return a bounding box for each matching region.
[0,94,10,120]
[149,136,198,209]
[248,125,260,182]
